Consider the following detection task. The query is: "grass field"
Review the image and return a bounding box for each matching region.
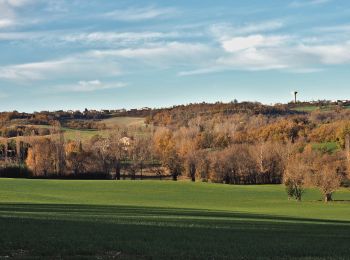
[25,117,146,141]
[312,142,340,153]
[292,105,350,112]
[101,117,145,128]
[0,179,350,259]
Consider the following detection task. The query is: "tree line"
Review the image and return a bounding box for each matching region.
[1,102,350,203]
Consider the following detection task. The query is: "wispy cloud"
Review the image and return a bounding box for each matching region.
[221,35,288,52]
[316,24,350,33]
[299,43,350,64]
[87,42,213,68]
[210,21,284,40]
[0,57,121,81]
[289,0,331,8]
[61,31,182,45]
[3,0,35,7]
[102,6,177,22]
[56,80,127,92]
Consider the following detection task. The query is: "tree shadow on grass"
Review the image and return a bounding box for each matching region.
[315,200,350,203]
[0,203,350,259]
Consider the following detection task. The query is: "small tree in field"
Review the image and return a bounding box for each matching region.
[283,156,306,201]
[310,153,345,203]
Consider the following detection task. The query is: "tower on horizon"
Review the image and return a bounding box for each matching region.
[294,91,298,103]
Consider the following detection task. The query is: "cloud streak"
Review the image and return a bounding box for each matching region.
[102,6,177,22]
[289,0,331,8]
[56,80,127,92]
[0,57,121,81]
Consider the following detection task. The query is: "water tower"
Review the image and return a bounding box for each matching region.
[294,91,298,103]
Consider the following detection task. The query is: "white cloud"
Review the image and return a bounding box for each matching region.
[180,35,350,76]
[103,6,177,22]
[217,48,288,70]
[299,43,350,64]
[221,35,287,52]
[0,19,14,28]
[57,80,127,92]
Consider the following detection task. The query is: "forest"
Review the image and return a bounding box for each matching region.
[1,101,350,202]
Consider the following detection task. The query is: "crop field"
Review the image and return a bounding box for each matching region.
[0,179,350,259]
[21,117,146,141]
[101,117,145,128]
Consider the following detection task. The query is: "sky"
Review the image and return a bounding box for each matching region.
[0,0,350,112]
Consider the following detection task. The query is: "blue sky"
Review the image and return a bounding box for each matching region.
[0,0,350,112]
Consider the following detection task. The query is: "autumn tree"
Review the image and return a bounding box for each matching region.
[195,150,211,182]
[154,128,182,181]
[175,126,199,181]
[309,152,346,202]
[26,137,56,176]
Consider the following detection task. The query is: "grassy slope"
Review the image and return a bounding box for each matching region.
[101,117,145,128]
[0,179,350,259]
[26,117,145,141]
[312,142,340,153]
[63,117,145,140]
[292,104,350,112]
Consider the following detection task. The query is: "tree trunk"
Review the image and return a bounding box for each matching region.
[190,164,196,182]
[224,175,230,184]
[115,163,121,180]
[172,173,177,181]
[140,162,143,180]
[324,193,332,203]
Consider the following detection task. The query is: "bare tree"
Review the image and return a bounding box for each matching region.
[89,135,113,176]
[283,155,307,201]
[132,135,152,180]
[108,130,128,180]
[51,121,66,176]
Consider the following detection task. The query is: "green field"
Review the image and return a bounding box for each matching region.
[312,142,340,153]
[0,179,350,259]
[292,105,350,112]
[26,117,146,141]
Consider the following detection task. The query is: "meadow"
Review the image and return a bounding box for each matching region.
[23,117,146,141]
[0,179,350,259]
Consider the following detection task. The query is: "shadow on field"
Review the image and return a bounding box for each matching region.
[0,203,350,259]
